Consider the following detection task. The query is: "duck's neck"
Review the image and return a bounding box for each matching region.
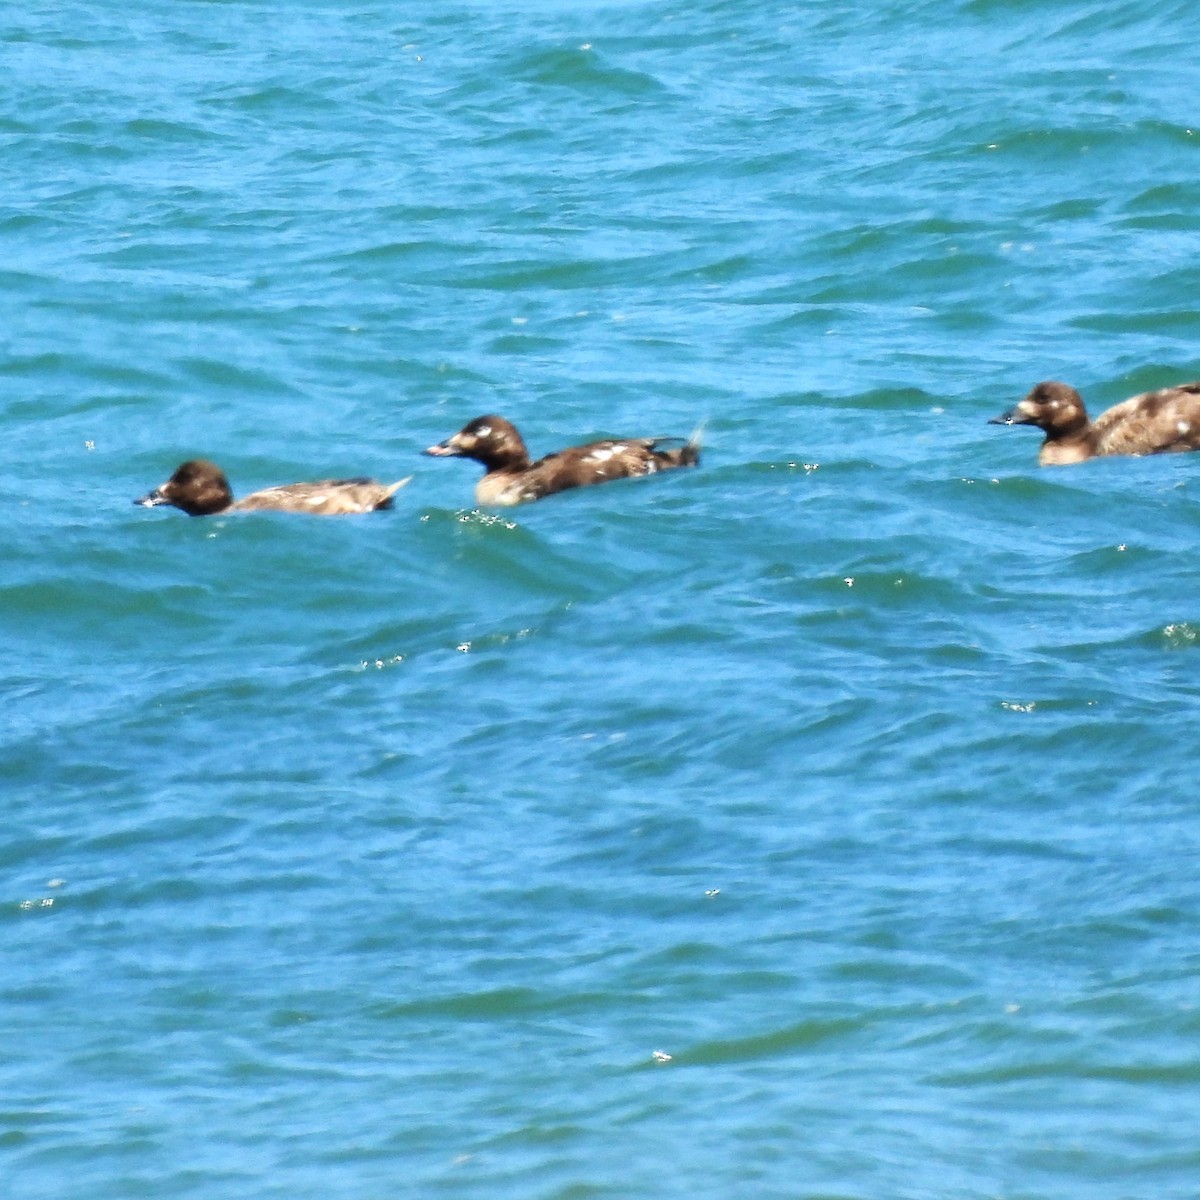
[480,442,531,473]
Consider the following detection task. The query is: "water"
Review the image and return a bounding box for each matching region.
[4,1,1200,1196]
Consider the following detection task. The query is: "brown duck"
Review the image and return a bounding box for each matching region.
[990,381,1200,466]
[423,415,702,506]
[135,459,410,516]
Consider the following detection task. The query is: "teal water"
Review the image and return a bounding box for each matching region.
[4,1,1200,1196]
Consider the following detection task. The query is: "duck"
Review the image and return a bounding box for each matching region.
[990,380,1200,466]
[423,415,702,506]
[134,459,411,516]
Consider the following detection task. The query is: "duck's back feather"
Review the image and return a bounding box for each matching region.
[232,476,411,515]
[483,437,699,505]
[1091,383,1200,457]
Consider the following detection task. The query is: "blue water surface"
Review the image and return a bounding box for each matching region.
[3,1,1200,1197]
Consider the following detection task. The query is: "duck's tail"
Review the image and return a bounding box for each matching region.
[384,475,414,499]
[652,421,705,468]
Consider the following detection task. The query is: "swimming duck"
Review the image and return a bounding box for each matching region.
[990,380,1200,466]
[423,415,702,506]
[135,459,411,516]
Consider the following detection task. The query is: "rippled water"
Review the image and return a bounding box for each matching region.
[4,1,1200,1197]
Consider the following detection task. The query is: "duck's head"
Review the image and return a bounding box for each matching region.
[424,415,529,471]
[135,459,235,516]
[990,381,1088,438]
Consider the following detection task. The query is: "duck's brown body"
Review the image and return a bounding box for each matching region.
[423,415,701,506]
[991,381,1200,466]
[135,459,410,516]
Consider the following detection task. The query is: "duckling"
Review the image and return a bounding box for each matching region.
[135,459,410,516]
[990,381,1200,465]
[423,415,701,505]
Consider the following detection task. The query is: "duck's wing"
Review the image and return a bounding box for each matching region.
[234,476,409,515]
[513,440,662,500]
[542,433,700,492]
[1092,384,1200,456]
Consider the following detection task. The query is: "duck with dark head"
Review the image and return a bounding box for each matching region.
[423,415,702,506]
[135,459,410,516]
[990,380,1200,466]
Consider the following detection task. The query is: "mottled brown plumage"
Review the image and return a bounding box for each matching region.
[423,415,702,505]
[990,381,1200,466]
[135,459,410,516]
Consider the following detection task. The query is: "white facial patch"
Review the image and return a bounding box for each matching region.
[585,446,616,462]
[474,424,492,438]
[1178,420,1191,435]
[305,494,328,506]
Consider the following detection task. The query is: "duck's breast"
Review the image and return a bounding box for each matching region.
[475,471,530,507]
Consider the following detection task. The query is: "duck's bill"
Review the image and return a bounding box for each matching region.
[134,488,168,506]
[422,441,460,457]
[988,407,1025,426]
